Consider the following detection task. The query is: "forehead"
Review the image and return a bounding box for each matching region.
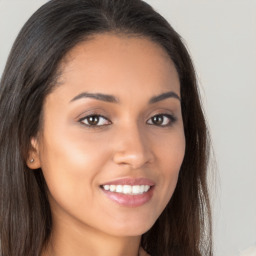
[54,33,180,99]
[63,32,172,66]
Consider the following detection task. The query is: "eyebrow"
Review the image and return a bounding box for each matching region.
[70,91,180,104]
[70,92,119,103]
[149,91,181,103]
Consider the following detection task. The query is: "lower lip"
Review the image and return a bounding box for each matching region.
[101,188,154,207]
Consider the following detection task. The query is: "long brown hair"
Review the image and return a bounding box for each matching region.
[0,0,212,255]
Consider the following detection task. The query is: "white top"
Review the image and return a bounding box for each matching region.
[240,245,256,256]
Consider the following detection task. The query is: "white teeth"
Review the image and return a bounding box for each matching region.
[109,185,115,192]
[103,185,110,191]
[123,185,132,194]
[132,185,140,194]
[116,185,123,193]
[102,184,151,195]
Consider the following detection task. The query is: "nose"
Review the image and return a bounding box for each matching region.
[112,123,154,169]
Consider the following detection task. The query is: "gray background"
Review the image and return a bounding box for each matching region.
[0,0,256,255]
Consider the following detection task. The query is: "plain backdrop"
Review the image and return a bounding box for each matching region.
[0,1,255,255]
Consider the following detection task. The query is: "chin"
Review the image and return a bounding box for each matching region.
[107,220,155,237]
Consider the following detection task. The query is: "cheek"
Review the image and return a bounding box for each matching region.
[38,127,112,210]
[157,127,185,168]
[155,130,185,199]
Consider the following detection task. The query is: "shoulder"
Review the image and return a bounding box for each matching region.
[139,247,150,256]
[240,245,256,256]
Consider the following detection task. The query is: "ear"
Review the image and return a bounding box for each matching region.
[26,137,41,169]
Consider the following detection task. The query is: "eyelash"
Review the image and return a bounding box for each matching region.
[147,114,177,127]
[79,115,112,127]
[79,113,177,128]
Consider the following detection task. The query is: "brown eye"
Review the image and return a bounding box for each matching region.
[80,115,111,127]
[152,115,164,125]
[147,114,176,127]
[87,116,100,125]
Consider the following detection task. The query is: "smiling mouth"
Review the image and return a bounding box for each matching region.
[99,178,155,207]
[100,184,151,195]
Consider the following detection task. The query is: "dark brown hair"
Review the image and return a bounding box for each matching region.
[0,0,212,255]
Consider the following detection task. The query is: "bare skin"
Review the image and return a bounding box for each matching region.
[28,33,185,256]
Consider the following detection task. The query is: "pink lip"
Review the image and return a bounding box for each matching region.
[100,178,155,207]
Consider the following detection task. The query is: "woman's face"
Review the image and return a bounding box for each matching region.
[30,33,185,237]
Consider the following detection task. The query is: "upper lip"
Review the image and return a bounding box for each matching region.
[100,177,155,186]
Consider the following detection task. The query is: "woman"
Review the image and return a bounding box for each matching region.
[0,0,212,255]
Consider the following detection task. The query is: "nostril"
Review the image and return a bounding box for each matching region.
[112,151,153,169]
